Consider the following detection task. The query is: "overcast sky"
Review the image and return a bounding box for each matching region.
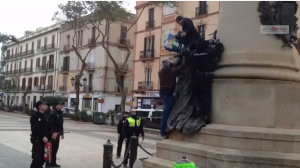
[0,1,136,38]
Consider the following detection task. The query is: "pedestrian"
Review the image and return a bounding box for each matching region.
[48,100,65,167]
[122,110,145,168]
[30,101,52,168]
[176,15,200,50]
[116,111,129,159]
[158,57,186,139]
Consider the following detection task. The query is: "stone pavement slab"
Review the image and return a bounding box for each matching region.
[0,112,159,168]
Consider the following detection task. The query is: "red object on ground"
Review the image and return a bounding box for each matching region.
[44,142,52,163]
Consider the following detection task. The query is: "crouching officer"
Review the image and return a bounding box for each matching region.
[30,101,52,168]
[116,111,129,158]
[48,101,65,167]
[122,110,145,168]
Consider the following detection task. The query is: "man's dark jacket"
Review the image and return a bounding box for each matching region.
[181,18,199,45]
[50,108,64,135]
[117,116,127,136]
[158,58,186,94]
[30,111,52,141]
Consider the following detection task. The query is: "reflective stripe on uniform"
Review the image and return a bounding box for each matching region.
[173,162,196,168]
[127,117,141,127]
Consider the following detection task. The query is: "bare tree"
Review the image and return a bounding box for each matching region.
[53,1,175,113]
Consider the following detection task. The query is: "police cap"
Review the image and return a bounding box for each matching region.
[35,101,47,109]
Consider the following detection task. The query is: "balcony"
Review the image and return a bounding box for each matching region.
[59,86,67,92]
[118,38,130,46]
[20,86,32,92]
[21,68,33,74]
[83,85,93,92]
[117,63,129,71]
[115,86,128,93]
[37,64,54,71]
[63,44,70,52]
[85,62,95,71]
[138,81,153,91]
[88,38,96,47]
[36,85,53,92]
[41,44,55,53]
[140,49,155,60]
[22,50,34,58]
[145,20,155,29]
[60,66,69,74]
[195,7,207,16]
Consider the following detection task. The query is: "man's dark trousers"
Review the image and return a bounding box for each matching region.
[161,92,173,136]
[30,140,44,168]
[123,138,131,165]
[51,135,60,165]
[116,134,125,157]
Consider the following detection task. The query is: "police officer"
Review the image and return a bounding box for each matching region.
[116,111,129,158]
[30,101,52,168]
[48,101,65,167]
[122,110,144,168]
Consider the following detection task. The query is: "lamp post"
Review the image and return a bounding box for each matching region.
[71,76,87,113]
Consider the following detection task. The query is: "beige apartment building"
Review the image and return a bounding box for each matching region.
[3,23,62,108]
[132,1,219,109]
[57,17,136,113]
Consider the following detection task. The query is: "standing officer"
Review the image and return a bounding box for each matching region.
[48,101,65,167]
[30,101,52,168]
[116,111,129,158]
[122,110,145,168]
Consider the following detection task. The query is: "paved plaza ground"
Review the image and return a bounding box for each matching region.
[0,111,160,168]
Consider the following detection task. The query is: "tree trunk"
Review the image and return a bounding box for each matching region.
[22,89,29,113]
[75,80,80,113]
[115,71,126,114]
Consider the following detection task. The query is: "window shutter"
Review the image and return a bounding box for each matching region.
[63,57,66,69]
[67,56,70,68]
[151,35,155,51]
[144,38,147,53]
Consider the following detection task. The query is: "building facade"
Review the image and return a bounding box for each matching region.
[132,1,220,109]
[57,19,135,113]
[3,23,62,108]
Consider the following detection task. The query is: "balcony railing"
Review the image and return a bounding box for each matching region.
[20,86,32,91]
[38,64,54,71]
[138,81,153,90]
[83,85,93,92]
[60,66,69,72]
[59,86,67,92]
[63,45,70,52]
[145,20,155,29]
[118,38,130,46]
[140,49,155,59]
[115,86,128,93]
[23,50,34,57]
[195,7,207,16]
[88,38,96,46]
[36,85,53,91]
[85,62,95,70]
[41,44,55,52]
[21,68,33,73]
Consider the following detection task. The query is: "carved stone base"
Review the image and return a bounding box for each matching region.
[143,124,300,168]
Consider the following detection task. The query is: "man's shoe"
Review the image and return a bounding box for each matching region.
[123,164,128,168]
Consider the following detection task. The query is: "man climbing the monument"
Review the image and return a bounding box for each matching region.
[176,15,199,50]
[159,57,186,139]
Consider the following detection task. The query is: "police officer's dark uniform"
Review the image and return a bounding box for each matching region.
[122,111,144,167]
[30,101,51,168]
[48,101,64,167]
[116,111,129,158]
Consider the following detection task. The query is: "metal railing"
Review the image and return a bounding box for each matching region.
[63,44,70,52]
[59,86,67,91]
[20,68,33,73]
[61,66,69,72]
[195,7,207,16]
[88,38,96,46]
[41,44,55,51]
[138,81,153,90]
[36,85,53,91]
[140,49,155,59]
[37,64,54,71]
[85,62,95,70]
[145,20,155,29]
[23,50,34,56]
[118,38,130,46]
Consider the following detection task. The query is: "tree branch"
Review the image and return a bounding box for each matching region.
[126,2,151,33]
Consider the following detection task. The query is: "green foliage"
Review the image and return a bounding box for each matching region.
[73,110,93,122]
[1,79,17,92]
[106,109,116,118]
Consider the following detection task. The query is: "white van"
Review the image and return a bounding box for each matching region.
[132,108,163,120]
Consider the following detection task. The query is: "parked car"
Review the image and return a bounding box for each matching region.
[62,107,75,115]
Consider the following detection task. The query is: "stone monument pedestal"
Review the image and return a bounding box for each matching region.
[143,1,300,168]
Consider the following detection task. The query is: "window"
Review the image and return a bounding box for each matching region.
[44,37,47,47]
[37,39,41,49]
[42,56,47,68]
[149,8,154,22]
[31,41,34,51]
[199,1,207,15]
[163,29,173,43]
[34,77,39,87]
[67,35,70,45]
[92,27,96,39]
[145,68,151,87]
[36,58,40,67]
[26,44,28,52]
[77,31,81,46]
[198,25,205,40]
[164,4,174,15]
[7,50,10,57]
[40,76,45,86]
[52,35,55,47]
[80,30,83,46]
[49,55,54,66]
[48,76,53,89]
[63,56,70,70]
[20,46,22,54]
